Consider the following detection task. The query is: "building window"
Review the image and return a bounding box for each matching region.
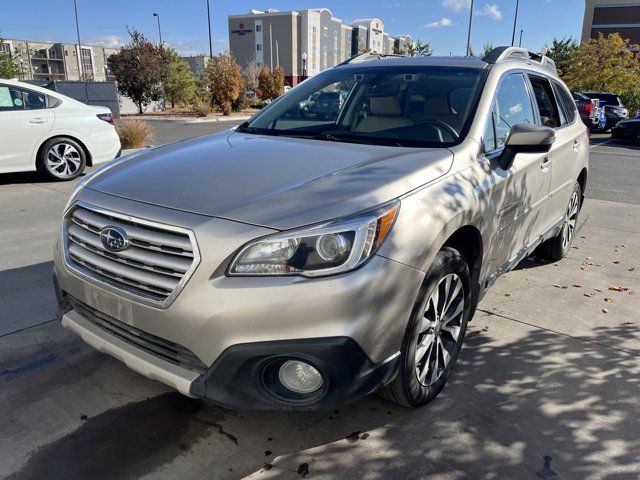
[256,44,262,51]
[256,24,261,32]
[312,26,317,33]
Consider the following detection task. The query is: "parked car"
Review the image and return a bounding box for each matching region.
[54,47,588,410]
[611,118,640,143]
[581,91,629,131]
[0,79,121,181]
[572,92,599,129]
[308,90,344,119]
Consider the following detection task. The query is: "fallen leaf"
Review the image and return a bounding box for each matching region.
[602,308,608,313]
[584,293,595,298]
[573,284,582,288]
[609,285,629,292]
[620,244,627,248]
[623,321,634,325]
[594,288,603,293]
[604,297,613,303]
[613,260,621,264]
[571,246,579,250]
[553,284,561,288]
[580,236,587,239]
[586,257,592,260]
[629,267,636,272]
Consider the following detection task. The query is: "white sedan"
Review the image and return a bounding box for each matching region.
[0,79,121,181]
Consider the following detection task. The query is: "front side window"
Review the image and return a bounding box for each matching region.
[483,73,535,153]
[529,75,561,128]
[240,66,485,147]
[0,85,26,111]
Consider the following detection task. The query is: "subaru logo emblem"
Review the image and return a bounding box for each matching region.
[100,226,129,252]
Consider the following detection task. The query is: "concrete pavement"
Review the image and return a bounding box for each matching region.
[1,135,639,479]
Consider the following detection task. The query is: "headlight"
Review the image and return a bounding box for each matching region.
[228,201,399,277]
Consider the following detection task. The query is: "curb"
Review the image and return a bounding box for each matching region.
[122,115,252,124]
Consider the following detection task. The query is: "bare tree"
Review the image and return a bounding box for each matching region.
[243,56,261,93]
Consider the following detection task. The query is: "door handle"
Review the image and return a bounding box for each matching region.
[28,117,48,124]
[540,156,551,171]
[573,140,580,151]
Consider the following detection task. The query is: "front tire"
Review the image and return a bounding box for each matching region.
[378,247,471,408]
[538,181,582,261]
[37,137,86,181]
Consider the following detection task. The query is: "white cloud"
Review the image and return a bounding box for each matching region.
[442,0,471,12]
[424,18,454,28]
[477,3,503,20]
[84,35,125,48]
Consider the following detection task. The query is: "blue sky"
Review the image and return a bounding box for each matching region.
[1,0,585,56]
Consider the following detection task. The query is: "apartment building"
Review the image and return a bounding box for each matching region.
[228,8,412,86]
[582,0,640,45]
[0,38,119,82]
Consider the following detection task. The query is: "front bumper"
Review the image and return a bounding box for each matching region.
[53,190,423,409]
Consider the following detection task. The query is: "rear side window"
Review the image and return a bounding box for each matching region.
[483,73,535,153]
[552,81,577,125]
[22,89,47,110]
[529,76,561,129]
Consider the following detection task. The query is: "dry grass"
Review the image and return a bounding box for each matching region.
[116,120,153,149]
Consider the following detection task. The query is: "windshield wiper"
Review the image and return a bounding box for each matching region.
[313,132,405,147]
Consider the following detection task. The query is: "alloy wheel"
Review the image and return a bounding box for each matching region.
[415,273,465,386]
[46,142,82,178]
[562,191,580,251]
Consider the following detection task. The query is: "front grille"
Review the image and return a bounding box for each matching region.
[67,295,207,373]
[63,202,199,307]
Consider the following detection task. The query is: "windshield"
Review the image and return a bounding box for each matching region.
[240,66,486,148]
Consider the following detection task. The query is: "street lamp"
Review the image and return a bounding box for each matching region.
[206,0,213,58]
[465,0,474,56]
[511,0,520,46]
[301,51,307,78]
[153,13,163,44]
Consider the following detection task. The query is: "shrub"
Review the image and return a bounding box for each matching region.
[193,103,211,117]
[116,120,152,149]
[204,52,245,115]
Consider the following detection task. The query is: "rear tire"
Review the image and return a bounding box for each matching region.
[378,247,472,408]
[537,181,582,261]
[37,137,86,181]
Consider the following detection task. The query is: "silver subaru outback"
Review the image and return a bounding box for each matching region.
[54,47,588,410]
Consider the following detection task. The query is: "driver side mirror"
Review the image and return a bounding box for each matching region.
[499,123,555,170]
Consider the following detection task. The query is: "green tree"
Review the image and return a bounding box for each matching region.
[482,42,494,57]
[414,40,433,57]
[0,34,21,79]
[107,29,169,114]
[204,51,245,115]
[547,36,579,76]
[406,42,416,57]
[164,49,198,108]
[563,33,640,112]
[256,66,285,100]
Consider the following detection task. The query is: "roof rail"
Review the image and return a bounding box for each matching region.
[482,46,557,74]
[338,51,406,66]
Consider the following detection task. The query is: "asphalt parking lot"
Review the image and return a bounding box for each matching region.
[1,124,639,479]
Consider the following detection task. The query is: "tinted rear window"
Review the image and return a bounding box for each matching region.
[584,93,620,106]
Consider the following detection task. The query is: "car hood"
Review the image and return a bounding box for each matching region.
[86,130,454,229]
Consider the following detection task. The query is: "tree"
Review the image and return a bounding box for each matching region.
[482,42,494,57]
[257,66,285,100]
[414,40,433,57]
[0,34,21,79]
[107,29,169,114]
[547,37,579,76]
[243,56,261,93]
[164,49,198,108]
[392,45,404,55]
[204,51,245,115]
[406,42,416,57]
[562,33,640,112]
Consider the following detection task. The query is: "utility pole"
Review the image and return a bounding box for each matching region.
[466,0,474,56]
[206,0,213,57]
[73,0,83,81]
[511,0,520,46]
[519,29,523,47]
[276,40,279,68]
[153,13,163,44]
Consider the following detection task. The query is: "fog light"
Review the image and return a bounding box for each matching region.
[278,360,323,394]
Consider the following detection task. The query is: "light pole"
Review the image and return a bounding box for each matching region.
[511,0,520,46]
[73,0,83,81]
[519,29,524,47]
[153,13,163,44]
[466,0,474,56]
[206,0,213,58]
[301,51,307,79]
